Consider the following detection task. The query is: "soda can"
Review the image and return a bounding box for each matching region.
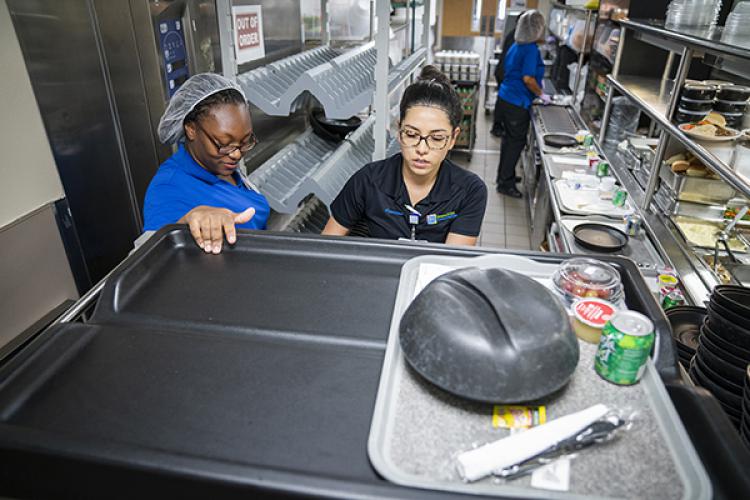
[623,214,642,236]
[583,134,594,148]
[662,289,685,310]
[594,310,655,385]
[612,189,628,207]
[596,161,610,177]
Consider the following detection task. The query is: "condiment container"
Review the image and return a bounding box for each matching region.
[572,298,617,343]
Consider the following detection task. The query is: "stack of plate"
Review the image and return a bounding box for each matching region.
[742,366,750,449]
[666,306,706,368]
[690,285,750,427]
[665,0,722,28]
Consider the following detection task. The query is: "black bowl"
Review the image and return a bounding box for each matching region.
[706,303,750,350]
[666,306,706,352]
[309,108,362,142]
[694,348,744,393]
[701,320,750,368]
[690,362,743,410]
[709,294,750,329]
[713,99,748,113]
[717,85,750,102]
[682,83,718,100]
[701,321,750,361]
[713,285,750,316]
[695,338,743,386]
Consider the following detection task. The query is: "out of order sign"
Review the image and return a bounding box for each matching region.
[232,5,265,64]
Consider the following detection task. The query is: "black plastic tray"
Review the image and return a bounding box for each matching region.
[0,226,684,498]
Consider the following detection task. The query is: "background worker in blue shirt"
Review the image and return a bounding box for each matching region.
[143,73,270,254]
[494,10,550,199]
[322,66,487,246]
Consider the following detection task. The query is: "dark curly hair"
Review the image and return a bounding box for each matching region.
[183,88,249,126]
[399,65,462,128]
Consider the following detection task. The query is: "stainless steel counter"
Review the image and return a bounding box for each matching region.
[530,104,715,305]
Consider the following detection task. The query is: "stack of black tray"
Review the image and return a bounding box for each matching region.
[0,227,742,499]
[742,367,750,450]
[691,286,750,428]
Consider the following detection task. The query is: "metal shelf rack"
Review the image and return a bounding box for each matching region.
[606,74,750,201]
[237,42,426,120]
[249,116,401,214]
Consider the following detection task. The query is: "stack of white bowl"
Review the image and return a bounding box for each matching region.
[665,0,722,28]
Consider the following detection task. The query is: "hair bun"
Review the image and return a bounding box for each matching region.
[418,65,451,87]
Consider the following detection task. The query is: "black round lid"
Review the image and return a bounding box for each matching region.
[399,267,579,403]
[543,133,579,148]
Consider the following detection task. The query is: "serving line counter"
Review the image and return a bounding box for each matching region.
[1,227,746,498]
[527,103,713,305]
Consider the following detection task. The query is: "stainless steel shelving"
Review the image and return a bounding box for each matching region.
[607,75,750,200]
[620,19,750,66]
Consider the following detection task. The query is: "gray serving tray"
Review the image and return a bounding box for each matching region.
[368,253,711,499]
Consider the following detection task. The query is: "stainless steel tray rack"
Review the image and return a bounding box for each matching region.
[237,45,343,116]
[237,43,426,120]
[249,116,401,213]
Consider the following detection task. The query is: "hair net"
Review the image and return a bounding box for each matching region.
[514,10,546,44]
[157,73,247,145]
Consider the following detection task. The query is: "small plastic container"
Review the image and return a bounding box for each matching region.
[680,83,718,100]
[718,85,750,102]
[719,111,744,128]
[553,257,624,304]
[572,298,618,343]
[674,107,709,124]
[713,99,748,113]
[678,98,714,112]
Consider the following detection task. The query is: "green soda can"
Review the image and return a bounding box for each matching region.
[612,188,628,207]
[661,289,686,310]
[596,161,610,177]
[594,310,655,385]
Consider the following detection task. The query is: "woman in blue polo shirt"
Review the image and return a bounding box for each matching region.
[494,10,549,199]
[322,66,487,246]
[143,73,270,254]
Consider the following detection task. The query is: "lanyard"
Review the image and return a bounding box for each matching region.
[405,204,420,241]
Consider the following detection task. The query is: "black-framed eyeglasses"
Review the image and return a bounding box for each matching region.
[197,123,258,156]
[398,128,452,150]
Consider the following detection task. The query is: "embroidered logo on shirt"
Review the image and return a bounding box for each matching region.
[436,211,458,221]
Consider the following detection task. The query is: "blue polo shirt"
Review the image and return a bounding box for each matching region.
[143,144,270,231]
[498,42,545,109]
[330,153,487,242]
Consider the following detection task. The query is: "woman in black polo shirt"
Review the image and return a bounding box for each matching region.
[322,66,488,246]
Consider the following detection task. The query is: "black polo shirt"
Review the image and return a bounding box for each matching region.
[330,153,488,242]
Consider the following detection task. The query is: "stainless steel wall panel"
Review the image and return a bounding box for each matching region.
[0,203,78,349]
[8,0,141,284]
